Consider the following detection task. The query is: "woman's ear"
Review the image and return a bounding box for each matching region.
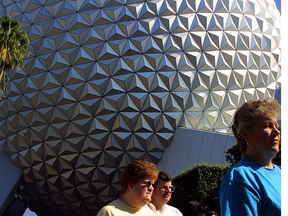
[240,131,249,143]
[128,183,133,190]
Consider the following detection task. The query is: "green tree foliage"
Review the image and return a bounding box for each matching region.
[170,164,230,216]
[0,15,29,97]
[224,144,242,166]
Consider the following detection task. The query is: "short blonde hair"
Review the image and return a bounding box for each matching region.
[120,160,158,195]
[232,98,281,154]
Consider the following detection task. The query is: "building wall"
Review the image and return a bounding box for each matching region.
[0,151,24,216]
[0,0,281,215]
[157,128,236,177]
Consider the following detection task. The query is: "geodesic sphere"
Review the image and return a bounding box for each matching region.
[0,0,281,215]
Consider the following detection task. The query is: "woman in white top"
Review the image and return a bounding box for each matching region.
[151,171,183,216]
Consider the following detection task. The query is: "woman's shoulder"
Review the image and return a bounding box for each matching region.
[165,205,182,215]
[224,157,259,181]
[225,157,281,184]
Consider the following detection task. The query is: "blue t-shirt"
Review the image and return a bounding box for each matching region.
[219,157,281,216]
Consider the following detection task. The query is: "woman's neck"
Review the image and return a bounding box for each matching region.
[155,202,166,214]
[245,153,274,168]
[151,197,167,213]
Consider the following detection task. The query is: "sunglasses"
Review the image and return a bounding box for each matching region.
[143,180,153,188]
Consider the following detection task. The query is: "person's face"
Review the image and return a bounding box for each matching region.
[242,116,280,157]
[152,180,174,204]
[130,177,155,207]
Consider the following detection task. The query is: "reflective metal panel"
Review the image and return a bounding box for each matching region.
[0,0,281,215]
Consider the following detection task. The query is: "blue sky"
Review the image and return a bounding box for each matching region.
[274,0,281,14]
[22,0,282,216]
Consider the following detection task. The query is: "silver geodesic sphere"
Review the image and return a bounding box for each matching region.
[0,0,281,215]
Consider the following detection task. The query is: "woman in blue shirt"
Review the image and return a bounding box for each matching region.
[219,98,281,216]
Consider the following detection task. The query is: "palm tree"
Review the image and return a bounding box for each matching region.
[0,15,29,97]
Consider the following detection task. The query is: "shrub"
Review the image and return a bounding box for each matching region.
[170,164,229,216]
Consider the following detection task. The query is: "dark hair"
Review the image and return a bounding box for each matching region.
[153,170,172,187]
[120,160,158,195]
[184,200,208,216]
[206,211,218,216]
